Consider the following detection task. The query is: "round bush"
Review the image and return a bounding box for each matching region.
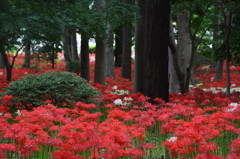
[4,71,99,111]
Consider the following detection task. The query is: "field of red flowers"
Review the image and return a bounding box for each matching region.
[0,54,240,159]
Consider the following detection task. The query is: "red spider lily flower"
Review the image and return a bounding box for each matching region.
[199,142,218,153]
[195,153,222,159]
[76,102,97,109]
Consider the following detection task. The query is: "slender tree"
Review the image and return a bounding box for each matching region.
[23,43,31,68]
[145,0,170,102]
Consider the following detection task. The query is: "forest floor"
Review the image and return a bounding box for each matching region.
[0,54,239,159]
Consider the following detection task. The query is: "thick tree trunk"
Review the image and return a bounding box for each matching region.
[94,0,106,84]
[94,36,106,84]
[145,0,170,102]
[121,25,132,80]
[134,0,146,94]
[63,26,80,73]
[177,11,193,88]
[105,24,115,78]
[80,32,90,81]
[23,43,31,68]
[114,29,123,67]
[121,0,133,80]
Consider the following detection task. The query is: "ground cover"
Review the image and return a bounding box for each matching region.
[0,55,239,159]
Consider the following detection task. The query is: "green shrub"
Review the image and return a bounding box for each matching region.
[4,71,99,112]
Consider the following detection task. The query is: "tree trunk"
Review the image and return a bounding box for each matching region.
[0,54,5,69]
[212,1,221,72]
[145,0,170,102]
[94,36,106,84]
[70,27,79,61]
[177,11,193,88]
[80,32,90,81]
[215,60,223,80]
[62,26,71,71]
[114,29,123,67]
[105,24,115,78]
[23,43,31,68]
[94,0,106,84]
[225,0,232,97]
[0,42,12,81]
[51,49,55,69]
[168,47,179,93]
[121,0,133,80]
[134,0,146,94]
[121,25,132,80]
[169,19,187,94]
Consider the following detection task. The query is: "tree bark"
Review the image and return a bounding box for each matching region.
[134,0,146,94]
[62,26,71,71]
[121,0,133,80]
[94,0,106,84]
[0,42,12,81]
[94,35,106,84]
[168,47,179,93]
[105,24,115,78]
[0,54,5,69]
[114,29,123,67]
[225,0,232,97]
[70,27,79,61]
[177,11,193,88]
[215,60,223,80]
[121,25,132,80]
[212,1,221,72]
[169,19,187,94]
[23,43,31,68]
[80,32,90,81]
[145,0,170,102]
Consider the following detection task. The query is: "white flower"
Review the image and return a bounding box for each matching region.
[201,65,210,70]
[167,136,177,142]
[226,103,239,112]
[196,83,203,87]
[113,99,123,105]
[124,97,133,101]
[112,86,118,90]
[16,110,21,116]
[111,89,129,95]
[189,85,194,88]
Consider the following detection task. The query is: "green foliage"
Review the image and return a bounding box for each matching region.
[4,71,99,112]
[66,60,81,73]
[89,45,96,53]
